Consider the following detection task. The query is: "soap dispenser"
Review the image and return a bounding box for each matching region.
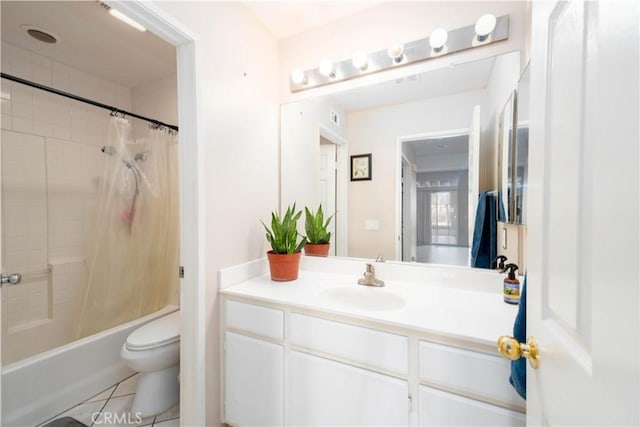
[502,263,520,304]
[494,255,508,270]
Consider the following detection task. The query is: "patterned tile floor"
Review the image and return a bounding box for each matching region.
[38,374,180,427]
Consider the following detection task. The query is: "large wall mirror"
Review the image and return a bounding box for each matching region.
[281,51,522,268]
[498,63,530,225]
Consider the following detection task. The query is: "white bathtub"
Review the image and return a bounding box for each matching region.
[1,305,179,427]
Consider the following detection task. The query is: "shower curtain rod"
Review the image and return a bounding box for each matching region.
[1,72,179,132]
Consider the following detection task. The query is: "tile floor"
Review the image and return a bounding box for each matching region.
[38,374,180,427]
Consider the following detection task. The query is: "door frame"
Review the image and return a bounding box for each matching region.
[395,128,470,261]
[104,2,206,424]
[318,124,348,257]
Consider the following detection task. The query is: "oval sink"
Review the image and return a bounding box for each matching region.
[319,286,406,311]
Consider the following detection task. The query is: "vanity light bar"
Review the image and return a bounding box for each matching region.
[290,15,509,93]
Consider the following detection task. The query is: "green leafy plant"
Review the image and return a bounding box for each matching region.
[304,204,335,245]
[261,204,307,254]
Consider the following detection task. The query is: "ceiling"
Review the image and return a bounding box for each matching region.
[0,1,382,89]
[1,1,176,89]
[243,1,383,39]
[409,134,469,157]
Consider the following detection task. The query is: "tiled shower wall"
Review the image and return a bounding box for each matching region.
[1,42,132,364]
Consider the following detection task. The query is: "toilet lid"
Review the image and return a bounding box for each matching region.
[126,310,180,351]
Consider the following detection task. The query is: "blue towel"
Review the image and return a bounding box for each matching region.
[509,276,526,399]
[471,191,504,268]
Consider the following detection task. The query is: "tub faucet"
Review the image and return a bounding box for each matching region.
[358,263,385,287]
[375,253,386,263]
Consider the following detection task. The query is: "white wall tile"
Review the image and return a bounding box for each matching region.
[13,117,33,133]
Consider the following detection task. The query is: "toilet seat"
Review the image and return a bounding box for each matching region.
[126,310,180,351]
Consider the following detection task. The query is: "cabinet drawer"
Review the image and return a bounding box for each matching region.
[419,341,524,408]
[420,341,525,408]
[419,385,525,426]
[289,313,408,374]
[224,299,283,340]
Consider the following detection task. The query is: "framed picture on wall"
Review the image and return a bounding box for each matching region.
[350,153,372,181]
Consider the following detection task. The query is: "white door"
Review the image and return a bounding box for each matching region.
[467,105,480,246]
[526,1,639,425]
[319,142,337,254]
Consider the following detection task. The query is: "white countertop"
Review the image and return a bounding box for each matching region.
[219,259,520,348]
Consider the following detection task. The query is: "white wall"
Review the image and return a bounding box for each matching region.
[481,51,521,190]
[347,89,484,260]
[145,3,280,425]
[132,74,178,140]
[0,42,130,363]
[279,1,528,104]
[281,97,346,210]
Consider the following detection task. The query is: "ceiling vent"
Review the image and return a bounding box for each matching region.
[22,25,58,44]
[394,74,420,85]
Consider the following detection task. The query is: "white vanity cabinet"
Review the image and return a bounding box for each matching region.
[287,313,410,426]
[289,351,409,426]
[223,300,284,426]
[418,341,525,426]
[221,297,525,426]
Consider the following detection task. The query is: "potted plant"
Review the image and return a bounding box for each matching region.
[303,204,335,257]
[261,203,307,281]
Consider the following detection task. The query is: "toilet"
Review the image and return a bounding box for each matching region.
[121,310,181,417]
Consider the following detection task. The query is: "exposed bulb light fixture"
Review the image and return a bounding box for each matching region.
[319,60,336,78]
[429,28,448,53]
[291,69,308,85]
[387,44,404,64]
[352,50,369,71]
[474,14,496,42]
[290,15,508,92]
[109,8,147,32]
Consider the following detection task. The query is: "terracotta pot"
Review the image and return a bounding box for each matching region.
[304,243,330,257]
[266,250,302,281]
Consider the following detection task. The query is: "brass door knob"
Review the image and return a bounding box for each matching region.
[497,336,539,369]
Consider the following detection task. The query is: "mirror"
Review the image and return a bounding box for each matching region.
[497,91,516,223]
[514,63,530,225]
[281,51,522,267]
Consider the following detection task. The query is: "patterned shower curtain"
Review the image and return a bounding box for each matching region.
[72,116,179,339]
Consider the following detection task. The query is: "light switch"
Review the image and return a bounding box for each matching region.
[364,220,379,231]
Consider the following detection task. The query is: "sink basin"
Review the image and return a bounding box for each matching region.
[319,286,406,311]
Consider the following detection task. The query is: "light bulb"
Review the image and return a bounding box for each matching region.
[475,14,497,42]
[387,44,404,63]
[319,60,335,78]
[429,28,448,51]
[352,50,369,71]
[291,68,307,85]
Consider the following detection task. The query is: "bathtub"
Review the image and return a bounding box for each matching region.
[2,304,179,427]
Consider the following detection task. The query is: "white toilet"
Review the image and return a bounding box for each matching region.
[121,310,181,417]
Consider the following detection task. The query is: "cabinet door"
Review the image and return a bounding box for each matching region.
[419,386,524,426]
[289,350,409,426]
[224,332,283,426]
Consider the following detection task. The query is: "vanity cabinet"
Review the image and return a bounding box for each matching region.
[223,300,284,426]
[418,341,525,426]
[289,350,409,426]
[221,297,525,426]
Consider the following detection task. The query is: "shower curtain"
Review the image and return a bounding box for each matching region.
[72,117,179,339]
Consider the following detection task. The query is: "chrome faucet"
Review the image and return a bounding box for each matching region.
[375,253,386,263]
[358,263,385,287]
